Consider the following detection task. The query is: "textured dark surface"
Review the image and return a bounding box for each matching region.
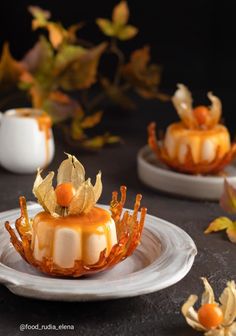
[0,98,235,336]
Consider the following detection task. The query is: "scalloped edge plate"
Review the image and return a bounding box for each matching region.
[0,202,197,301]
[138,145,236,200]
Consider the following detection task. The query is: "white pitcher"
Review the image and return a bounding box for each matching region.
[0,108,55,174]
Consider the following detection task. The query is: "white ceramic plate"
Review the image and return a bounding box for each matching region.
[0,203,197,301]
[138,145,236,201]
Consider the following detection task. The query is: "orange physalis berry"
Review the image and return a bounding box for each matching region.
[193,105,209,125]
[55,182,75,207]
[198,303,223,329]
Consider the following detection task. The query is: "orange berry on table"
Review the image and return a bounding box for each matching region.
[55,182,75,207]
[198,303,223,329]
[193,105,209,125]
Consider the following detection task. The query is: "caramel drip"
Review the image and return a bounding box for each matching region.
[35,114,52,168]
[32,207,114,260]
[15,109,52,168]
[165,122,231,163]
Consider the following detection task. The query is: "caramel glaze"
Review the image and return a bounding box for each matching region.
[164,122,231,163]
[31,207,114,259]
[15,109,52,167]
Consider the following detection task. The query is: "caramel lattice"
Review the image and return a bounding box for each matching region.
[148,122,236,175]
[5,186,147,277]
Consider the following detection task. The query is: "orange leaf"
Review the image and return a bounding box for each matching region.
[44,95,82,123]
[47,22,66,49]
[112,1,129,25]
[0,42,24,91]
[28,6,51,29]
[96,19,115,36]
[56,43,107,90]
[121,46,161,97]
[80,111,103,129]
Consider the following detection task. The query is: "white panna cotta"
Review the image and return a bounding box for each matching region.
[31,207,117,268]
[164,122,231,164]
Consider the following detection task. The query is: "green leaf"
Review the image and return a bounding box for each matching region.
[81,133,120,150]
[54,45,85,73]
[56,43,107,90]
[117,25,138,40]
[96,19,115,37]
[80,111,103,129]
[28,6,51,29]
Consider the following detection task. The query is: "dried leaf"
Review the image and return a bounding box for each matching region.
[0,42,24,92]
[44,92,81,123]
[68,179,95,214]
[101,78,136,109]
[201,277,215,305]
[205,217,233,234]
[80,111,103,128]
[117,25,138,40]
[182,294,207,331]
[29,6,66,48]
[57,153,85,189]
[81,134,120,150]
[22,36,54,83]
[205,217,236,243]
[71,118,86,141]
[32,169,57,215]
[93,171,102,202]
[56,43,107,90]
[96,1,137,40]
[66,23,84,43]
[54,44,85,72]
[220,180,236,214]
[96,19,115,37]
[112,1,129,25]
[28,6,51,29]
[220,281,236,326]
[121,46,161,97]
[47,22,66,49]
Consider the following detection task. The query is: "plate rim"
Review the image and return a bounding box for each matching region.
[0,203,197,301]
[138,145,236,183]
[137,145,236,201]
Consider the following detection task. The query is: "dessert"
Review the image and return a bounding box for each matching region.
[182,277,236,336]
[5,154,147,277]
[148,84,236,174]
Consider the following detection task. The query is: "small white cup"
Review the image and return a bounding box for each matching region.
[0,108,55,174]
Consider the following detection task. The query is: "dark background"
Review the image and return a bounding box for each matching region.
[0,0,236,90]
[0,0,236,130]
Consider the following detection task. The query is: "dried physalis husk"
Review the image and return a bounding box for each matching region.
[32,169,57,216]
[172,84,197,129]
[32,153,102,216]
[68,178,95,214]
[57,153,85,189]
[182,278,236,336]
[207,92,222,128]
[172,84,222,130]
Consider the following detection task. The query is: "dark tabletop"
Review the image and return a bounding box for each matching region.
[0,95,235,336]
